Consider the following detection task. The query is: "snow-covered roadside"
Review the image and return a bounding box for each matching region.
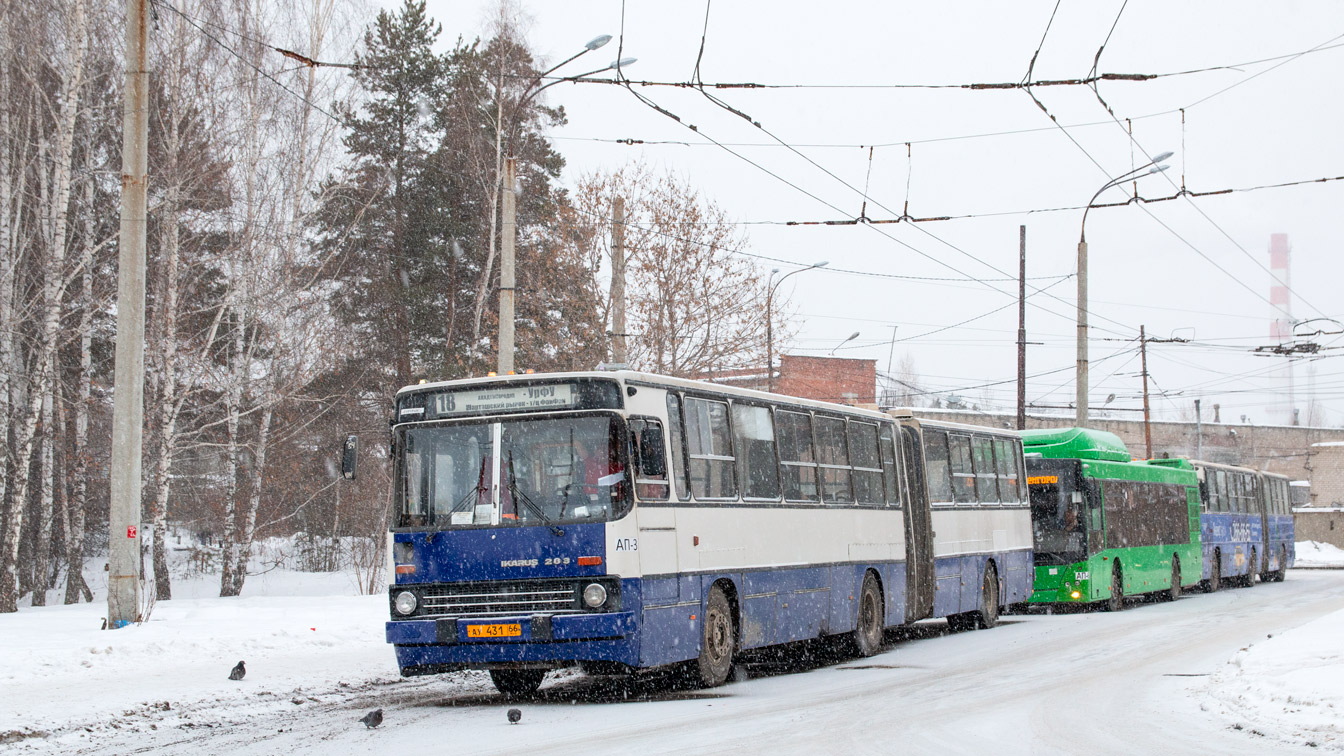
[1297,541,1344,569]
[0,592,404,750]
[1201,603,1344,751]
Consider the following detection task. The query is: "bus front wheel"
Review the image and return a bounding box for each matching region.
[490,669,546,698]
[1105,566,1124,612]
[697,585,736,688]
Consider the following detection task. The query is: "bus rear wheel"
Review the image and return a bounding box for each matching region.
[490,669,546,698]
[1165,558,1182,601]
[948,564,1000,631]
[851,571,885,657]
[1105,566,1124,612]
[696,585,736,688]
[1271,546,1288,582]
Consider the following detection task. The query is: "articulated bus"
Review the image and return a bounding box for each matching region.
[1190,461,1293,589]
[1023,428,1200,609]
[382,371,1031,695]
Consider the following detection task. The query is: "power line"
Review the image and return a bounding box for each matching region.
[153,0,341,121]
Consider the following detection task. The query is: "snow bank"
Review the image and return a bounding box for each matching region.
[0,542,401,751]
[1201,604,1344,751]
[1297,541,1344,569]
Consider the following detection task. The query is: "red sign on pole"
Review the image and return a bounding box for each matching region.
[127,525,137,539]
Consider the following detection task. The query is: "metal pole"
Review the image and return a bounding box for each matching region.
[766,276,775,393]
[1075,238,1089,427]
[1017,225,1027,430]
[610,197,626,366]
[1195,399,1203,460]
[1140,325,1153,459]
[497,157,516,374]
[109,0,148,627]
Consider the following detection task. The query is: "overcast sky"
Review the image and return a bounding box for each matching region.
[418,0,1344,428]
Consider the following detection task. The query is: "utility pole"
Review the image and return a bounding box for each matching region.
[109,0,148,627]
[497,157,516,374]
[610,197,627,366]
[1016,225,1027,430]
[1140,325,1153,459]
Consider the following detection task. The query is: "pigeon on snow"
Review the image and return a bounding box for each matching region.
[507,708,522,725]
[228,661,246,681]
[361,709,383,729]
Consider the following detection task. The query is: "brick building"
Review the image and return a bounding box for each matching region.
[703,354,876,405]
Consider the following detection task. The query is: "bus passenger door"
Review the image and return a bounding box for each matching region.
[900,424,935,622]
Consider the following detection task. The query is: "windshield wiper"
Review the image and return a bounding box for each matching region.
[507,451,565,537]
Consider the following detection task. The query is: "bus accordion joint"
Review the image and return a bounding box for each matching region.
[577,556,602,566]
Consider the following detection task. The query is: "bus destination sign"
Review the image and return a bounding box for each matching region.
[430,384,575,418]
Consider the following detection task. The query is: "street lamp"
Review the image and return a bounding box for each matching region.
[1075,151,1172,426]
[497,37,635,374]
[829,331,861,356]
[766,261,828,393]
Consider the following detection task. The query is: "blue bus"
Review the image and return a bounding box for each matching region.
[380,371,1032,695]
[1191,461,1293,589]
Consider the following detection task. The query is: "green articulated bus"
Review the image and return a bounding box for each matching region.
[1023,428,1200,610]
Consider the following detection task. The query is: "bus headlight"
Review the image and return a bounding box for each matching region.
[394,591,418,615]
[582,583,607,608]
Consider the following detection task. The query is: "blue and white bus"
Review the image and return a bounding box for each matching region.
[381,371,1032,695]
[1260,470,1294,582]
[1192,461,1293,589]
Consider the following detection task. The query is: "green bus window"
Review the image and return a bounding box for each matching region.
[924,429,953,503]
[733,404,781,500]
[665,394,690,500]
[775,410,819,502]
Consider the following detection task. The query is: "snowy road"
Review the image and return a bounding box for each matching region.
[9,570,1343,755]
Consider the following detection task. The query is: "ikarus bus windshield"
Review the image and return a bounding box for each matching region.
[396,414,630,529]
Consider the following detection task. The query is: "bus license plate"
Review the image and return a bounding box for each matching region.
[467,623,521,638]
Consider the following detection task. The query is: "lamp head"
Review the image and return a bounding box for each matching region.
[1152,150,1174,163]
[611,57,638,69]
[812,260,830,269]
[585,35,613,50]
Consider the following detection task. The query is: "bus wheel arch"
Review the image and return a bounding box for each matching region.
[696,580,738,688]
[851,569,885,657]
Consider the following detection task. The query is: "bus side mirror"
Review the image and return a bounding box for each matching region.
[341,435,358,480]
[639,426,667,477]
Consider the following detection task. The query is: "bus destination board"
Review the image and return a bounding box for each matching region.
[430,384,575,418]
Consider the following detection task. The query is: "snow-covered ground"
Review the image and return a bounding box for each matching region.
[1297,540,1344,569]
[2,548,1343,754]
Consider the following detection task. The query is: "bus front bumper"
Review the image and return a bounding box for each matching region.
[386,611,639,669]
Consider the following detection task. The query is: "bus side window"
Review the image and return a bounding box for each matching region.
[665,393,690,501]
[630,418,670,501]
[971,435,999,504]
[949,434,975,504]
[685,397,737,500]
[815,416,853,504]
[924,429,953,503]
[733,404,781,500]
[993,438,1019,503]
[776,410,819,502]
[878,425,901,508]
[848,421,884,505]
